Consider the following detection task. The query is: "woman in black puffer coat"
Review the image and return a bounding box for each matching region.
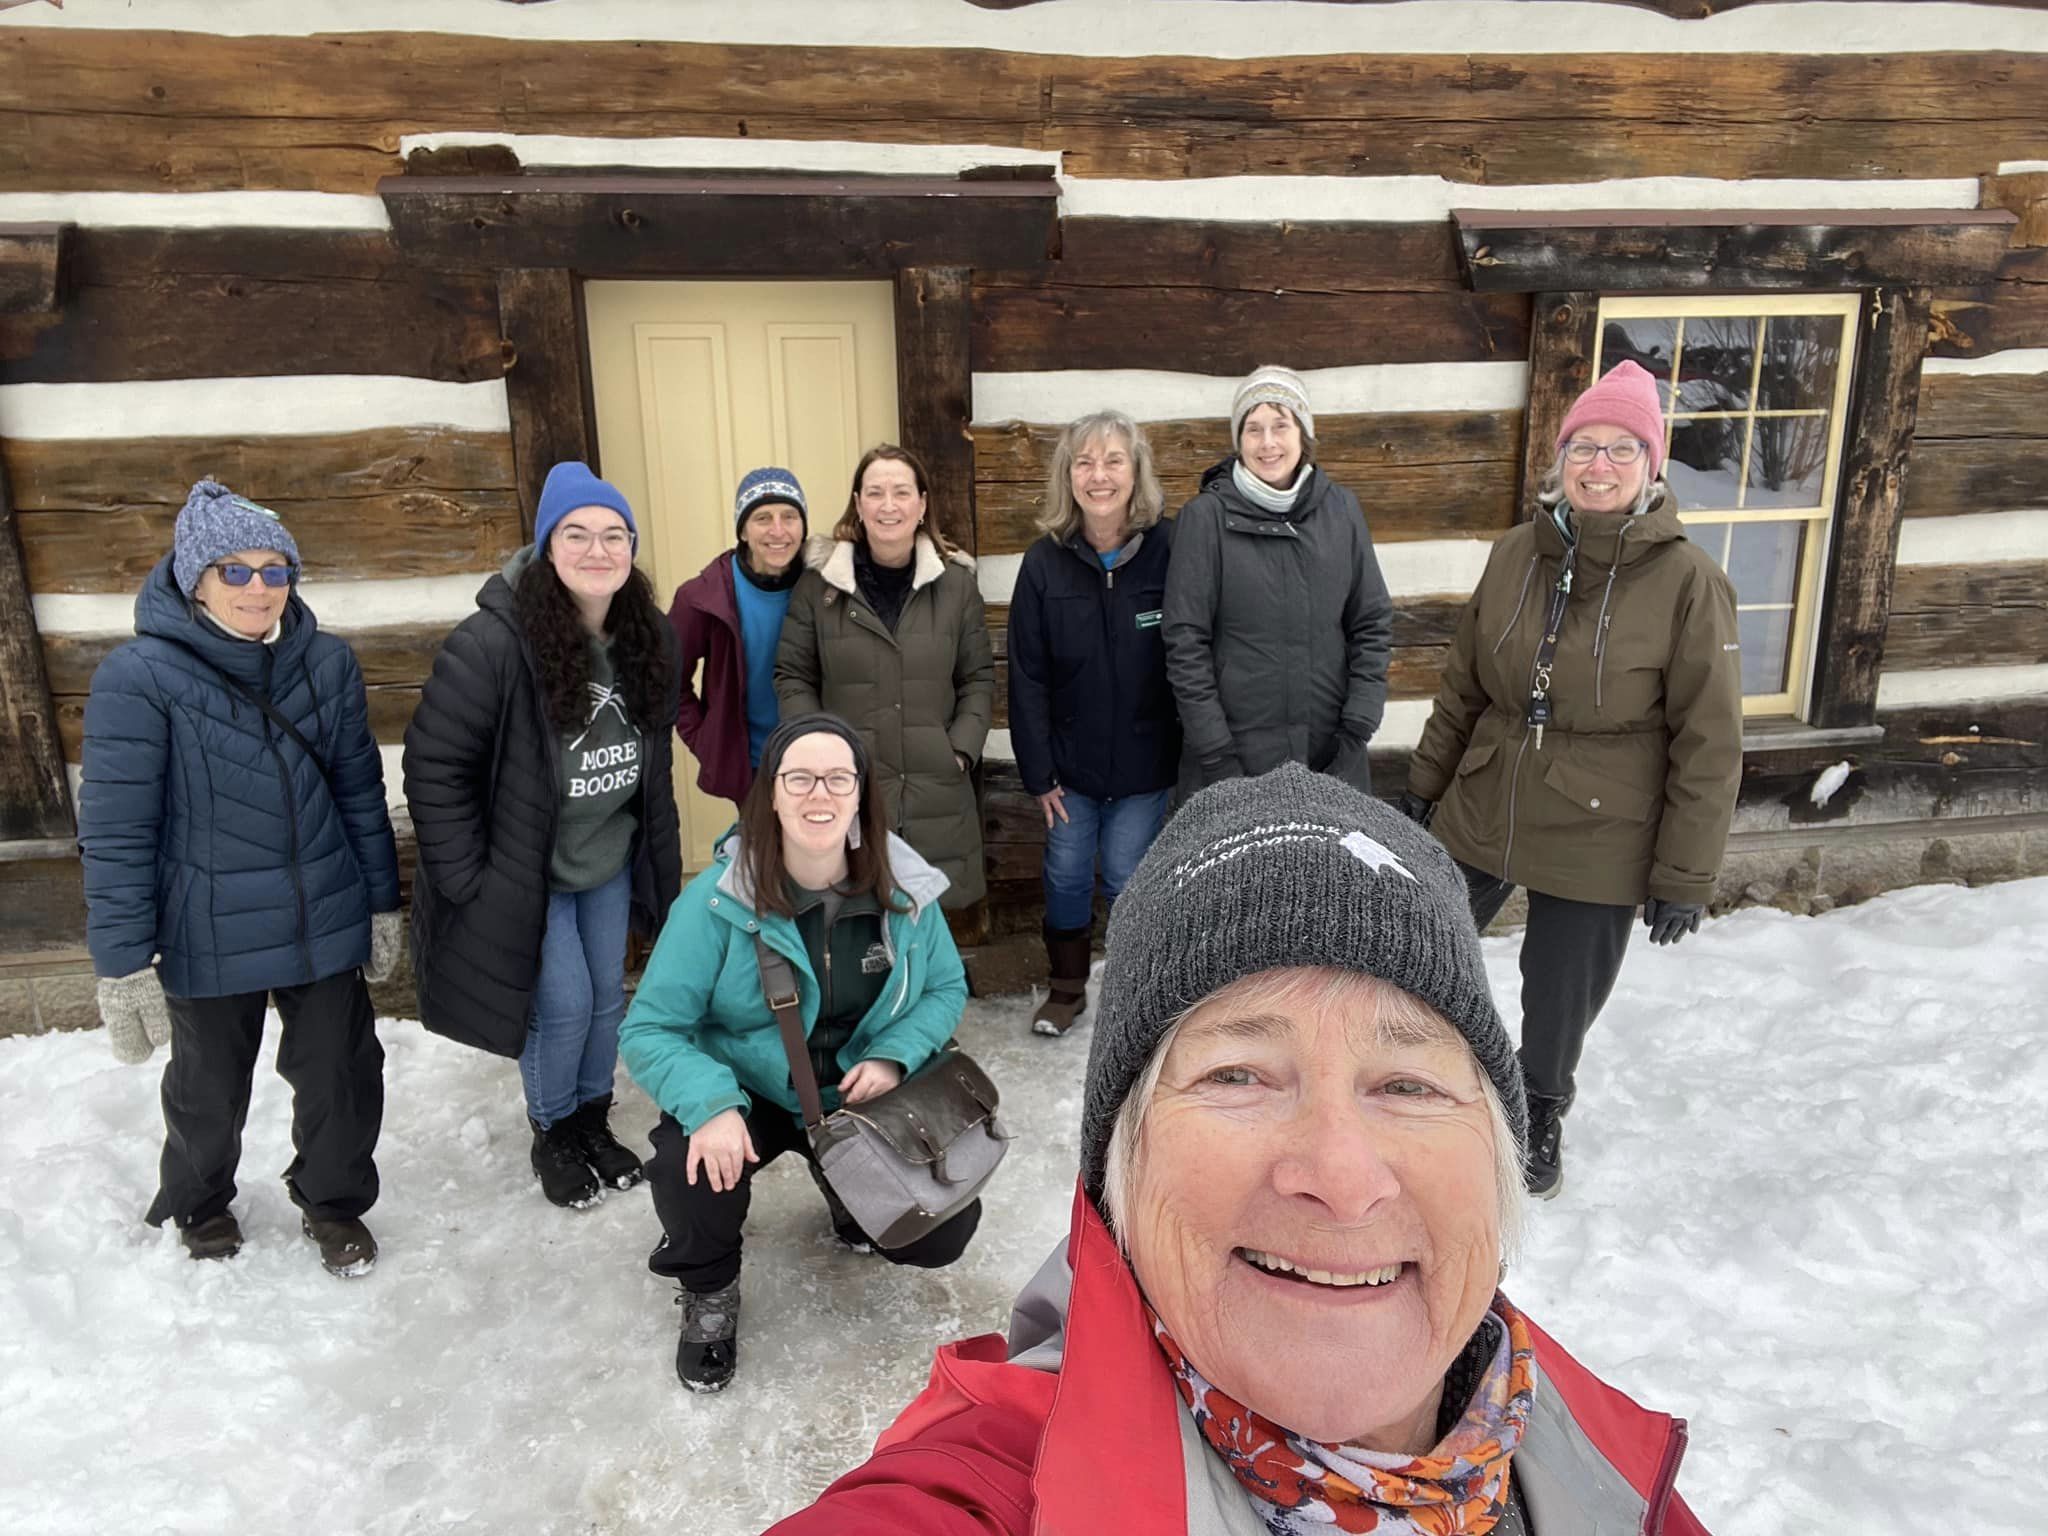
[404,462,682,1211]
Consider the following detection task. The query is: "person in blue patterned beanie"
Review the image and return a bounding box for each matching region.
[171,478,301,598]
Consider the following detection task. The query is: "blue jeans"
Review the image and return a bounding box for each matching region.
[520,866,631,1129]
[1042,788,1171,931]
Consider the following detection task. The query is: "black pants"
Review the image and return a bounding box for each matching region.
[1460,863,1634,1105]
[645,1104,982,1293]
[145,969,384,1229]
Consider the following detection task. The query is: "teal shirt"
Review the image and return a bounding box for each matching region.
[618,836,966,1134]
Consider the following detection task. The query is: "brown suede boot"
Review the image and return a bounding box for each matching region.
[1031,925,1095,1037]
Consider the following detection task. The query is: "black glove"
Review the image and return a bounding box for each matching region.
[1327,734,1373,794]
[1395,792,1436,829]
[1198,752,1245,787]
[1644,898,1705,945]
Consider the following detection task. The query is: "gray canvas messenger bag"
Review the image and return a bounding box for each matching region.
[754,934,1010,1251]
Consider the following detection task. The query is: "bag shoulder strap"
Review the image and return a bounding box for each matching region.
[754,932,825,1129]
[180,643,333,789]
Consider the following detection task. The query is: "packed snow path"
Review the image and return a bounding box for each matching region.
[5,878,2044,1535]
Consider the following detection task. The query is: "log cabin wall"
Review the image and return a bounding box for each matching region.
[1,0,2045,1014]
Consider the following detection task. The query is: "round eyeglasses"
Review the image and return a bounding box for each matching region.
[1562,439,1646,466]
[210,561,295,589]
[777,769,860,797]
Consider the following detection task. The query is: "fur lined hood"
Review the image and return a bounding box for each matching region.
[806,533,976,597]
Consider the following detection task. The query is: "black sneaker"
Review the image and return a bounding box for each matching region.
[529,1116,602,1209]
[564,1094,645,1191]
[180,1212,243,1262]
[675,1281,740,1392]
[302,1216,378,1278]
[1524,1093,1571,1201]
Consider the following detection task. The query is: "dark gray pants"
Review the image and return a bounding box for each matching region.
[645,1107,981,1293]
[145,969,384,1229]
[1460,864,1634,1104]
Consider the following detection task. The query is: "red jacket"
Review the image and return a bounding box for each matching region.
[668,552,751,805]
[769,1186,1710,1535]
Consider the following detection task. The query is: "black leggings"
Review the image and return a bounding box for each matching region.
[1460,863,1634,1105]
[644,1104,981,1293]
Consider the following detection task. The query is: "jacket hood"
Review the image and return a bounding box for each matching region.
[133,552,317,681]
[1536,487,1687,568]
[477,543,538,617]
[711,827,952,919]
[810,533,975,598]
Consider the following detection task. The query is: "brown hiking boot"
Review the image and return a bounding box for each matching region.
[1031,926,1094,1037]
[179,1212,243,1262]
[302,1216,378,1278]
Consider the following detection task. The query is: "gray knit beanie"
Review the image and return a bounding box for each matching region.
[1080,761,1524,1203]
[1230,364,1315,446]
[171,479,300,598]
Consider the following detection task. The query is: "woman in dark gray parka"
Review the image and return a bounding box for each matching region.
[1162,365,1394,797]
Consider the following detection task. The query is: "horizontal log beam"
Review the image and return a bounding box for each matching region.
[971,285,1530,375]
[0,222,68,315]
[1928,275,2048,360]
[8,429,519,592]
[0,229,503,384]
[42,621,447,699]
[984,218,1468,294]
[10,33,2047,191]
[973,410,1521,554]
[1913,372,2048,440]
[1455,209,2016,293]
[382,175,1058,274]
[1883,560,2048,671]
[1901,437,2048,519]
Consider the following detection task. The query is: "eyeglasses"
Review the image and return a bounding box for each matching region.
[1562,439,1647,466]
[210,561,295,588]
[777,769,860,797]
[555,528,634,555]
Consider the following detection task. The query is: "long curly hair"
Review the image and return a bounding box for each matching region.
[514,554,670,737]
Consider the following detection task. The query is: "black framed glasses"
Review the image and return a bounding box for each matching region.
[777,768,860,797]
[1561,438,1647,466]
[210,561,296,589]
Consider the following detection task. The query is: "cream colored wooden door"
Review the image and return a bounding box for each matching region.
[584,279,900,871]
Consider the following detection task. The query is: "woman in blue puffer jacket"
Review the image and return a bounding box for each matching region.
[78,480,401,1278]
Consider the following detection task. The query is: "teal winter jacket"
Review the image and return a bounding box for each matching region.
[620,831,965,1135]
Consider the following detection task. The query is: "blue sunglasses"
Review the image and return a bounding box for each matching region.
[211,561,295,589]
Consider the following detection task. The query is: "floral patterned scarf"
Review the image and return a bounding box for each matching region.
[1151,1294,1537,1536]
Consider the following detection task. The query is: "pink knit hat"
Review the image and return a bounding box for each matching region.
[1555,360,1666,478]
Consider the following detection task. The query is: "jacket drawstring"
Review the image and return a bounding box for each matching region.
[1592,523,1629,711]
[1493,554,1540,656]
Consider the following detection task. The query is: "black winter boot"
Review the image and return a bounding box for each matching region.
[529,1117,602,1209]
[1524,1093,1572,1201]
[302,1215,378,1278]
[675,1280,741,1392]
[1031,925,1094,1037]
[179,1211,243,1262]
[565,1094,645,1191]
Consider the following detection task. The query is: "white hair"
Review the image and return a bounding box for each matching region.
[1100,969,1528,1268]
[1537,449,1665,519]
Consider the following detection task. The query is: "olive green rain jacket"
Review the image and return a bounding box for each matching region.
[1406,491,1743,908]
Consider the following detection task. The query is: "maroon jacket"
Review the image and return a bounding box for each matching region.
[668,552,752,805]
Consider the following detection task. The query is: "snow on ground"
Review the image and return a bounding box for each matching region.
[3,877,2044,1535]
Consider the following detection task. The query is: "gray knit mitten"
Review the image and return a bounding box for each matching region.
[365,910,403,985]
[98,968,171,1064]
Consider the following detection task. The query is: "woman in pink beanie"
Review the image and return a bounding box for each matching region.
[1399,360,1744,1199]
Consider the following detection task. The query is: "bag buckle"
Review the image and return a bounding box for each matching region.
[766,984,800,1012]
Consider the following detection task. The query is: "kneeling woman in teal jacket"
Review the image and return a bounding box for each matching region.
[620,711,981,1392]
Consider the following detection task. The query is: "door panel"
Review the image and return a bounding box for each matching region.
[585,279,899,872]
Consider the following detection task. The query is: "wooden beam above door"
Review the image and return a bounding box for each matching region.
[381,175,1061,276]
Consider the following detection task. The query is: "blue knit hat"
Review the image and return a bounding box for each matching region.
[172,479,300,597]
[734,466,807,538]
[535,461,636,554]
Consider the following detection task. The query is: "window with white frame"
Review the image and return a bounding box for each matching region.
[1594,294,1862,717]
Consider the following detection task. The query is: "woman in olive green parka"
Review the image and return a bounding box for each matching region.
[774,445,995,909]
[1402,360,1743,1201]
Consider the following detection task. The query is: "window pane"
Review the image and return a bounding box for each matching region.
[1666,417,1744,509]
[1756,313,1844,413]
[1744,416,1830,507]
[1726,520,1804,607]
[1739,607,1792,696]
[1602,317,1679,410]
[1675,316,1756,413]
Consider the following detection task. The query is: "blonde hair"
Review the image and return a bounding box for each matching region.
[1101,968,1527,1267]
[1036,410,1166,540]
[831,443,967,561]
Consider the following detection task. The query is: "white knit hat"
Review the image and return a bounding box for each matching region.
[1230,364,1315,445]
